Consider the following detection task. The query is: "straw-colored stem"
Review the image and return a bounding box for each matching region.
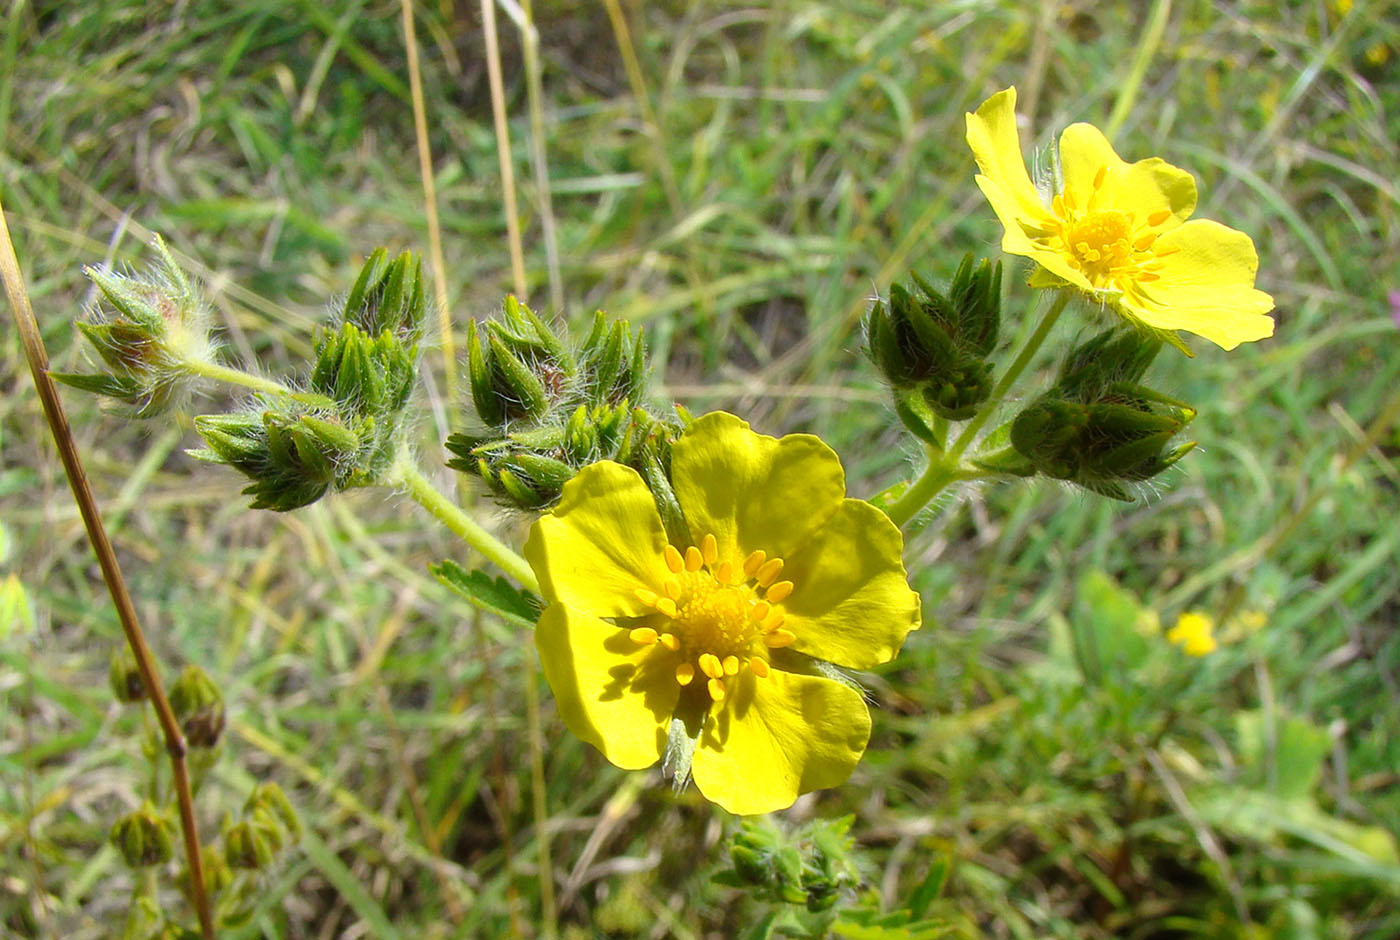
[0,202,215,939]
[520,0,563,314]
[389,454,539,593]
[480,0,529,297]
[399,0,458,409]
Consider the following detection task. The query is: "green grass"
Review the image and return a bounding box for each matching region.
[3,0,1399,937]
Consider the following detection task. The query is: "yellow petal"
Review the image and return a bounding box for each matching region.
[1059,123,1197,226]
[670,412,845,564]
[1122,219,1276,350]
[524,462,672,618]
[690,669,871,815]
[973,176,1090,290]
[534,604,677,770]
[780,499,921,669]
[965,87,1049,228]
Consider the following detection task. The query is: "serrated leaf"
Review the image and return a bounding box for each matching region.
[431,559,540,627]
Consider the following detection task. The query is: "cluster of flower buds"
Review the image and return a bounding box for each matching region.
[167,665,225,749]
[866,256,1002,434]
[193,250,424,511]
[1007,328,1196,501]
[110,801,175,868]
[54,236,216,417]
[223,781,301,871]
[110,648,147,703]
[449,299,682,509]
[716,816,859,914]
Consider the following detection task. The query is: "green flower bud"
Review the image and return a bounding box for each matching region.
[867,256,1002,422]
[168,665,225,748]
[223,818,276,871]
[337,248,427,346]
[109,648,146,704]
[110,803,173,868]
[245,781,302,843]
[55,235,216,418]
[193,409,360,512]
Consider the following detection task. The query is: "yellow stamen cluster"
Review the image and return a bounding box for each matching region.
[1032,165,1178,289]
[628,532,796,702]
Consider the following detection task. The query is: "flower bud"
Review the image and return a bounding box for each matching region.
[866,256,1002,421]
[336,248,427,346]
[168,665,225,748]
[223,818,277,871]
[193,409,360,512]
[110,803,173,868]
[54,235,216,417]
[110,648,147,704]
[245,781,302,843]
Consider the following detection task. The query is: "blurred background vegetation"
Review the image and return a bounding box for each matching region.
[2,0,1399,937]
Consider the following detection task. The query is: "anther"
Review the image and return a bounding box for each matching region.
[685,546,704,572]
[675,663,695,686]
[699,653,723,680]
[766,580,794,603]
[707,678,726,702]
[749,600,771,622]
[629,627,658,646]
[664,545,685,573]
[663,578,682,600]
[1092,165,1107,190]
[658,632,680,651]
[749,657,770,678]
[760,609,785,633]
[743,550,766,578]
[755,557,784,587]
[701,534,718,566]
[634,588,659,606]
[765,628,797,648]
[1147,209,1172,227]
[715,561,735,585]
[722,655,740,676]
[655,598,679,618]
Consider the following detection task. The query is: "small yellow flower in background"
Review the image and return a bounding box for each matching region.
[1167,610,1218,657]
[525,412,921,815]
[965,87,1276,352]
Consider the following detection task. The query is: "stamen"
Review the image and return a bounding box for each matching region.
[1147,209,1172,227]
[1052,193,1067,218]
[755,557,784,587]
[707,678,726,702]
[765,628,797,648]
[743,550,766,578]
[658,632,680,651]
[715,561,735,585]
[1092,164,1108,190]
[749,657,770,678]
[655,598,679,618]
[664,545,685,573]
[749,600,771,622]
[701,533,718,565]
[634,588,659,606]
[699,653,723,680]
[1134,233,1158,251]
[629,627,658,645]
[765,580,794,603]
[675,663,695,686]
[722,655,740,676]
[663,578,682,600]
[760,609,785,633]
[685,546,704,572]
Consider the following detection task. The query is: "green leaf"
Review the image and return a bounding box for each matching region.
[0,573,35,640]
[1073,570,1152,683]
[1235,710,1333,801]
[431,560,540,628]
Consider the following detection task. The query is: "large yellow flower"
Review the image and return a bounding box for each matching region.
[524,412,921,815]
[965,87,1275,352]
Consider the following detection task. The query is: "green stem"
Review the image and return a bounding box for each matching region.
[184,357,296,397]
[390,455,540,593]
[885,291,1070,527]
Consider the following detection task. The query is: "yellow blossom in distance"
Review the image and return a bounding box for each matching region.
[965,87,1275,352]
[1167,611,1218,657]
[524,412,922,815]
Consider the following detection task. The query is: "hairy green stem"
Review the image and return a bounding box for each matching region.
[886,291,1070,527]
[391,456,540,593]
[184,357,296,397]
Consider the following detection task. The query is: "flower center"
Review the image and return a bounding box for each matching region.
[1035,164,1177,290]
[629,533,796,704]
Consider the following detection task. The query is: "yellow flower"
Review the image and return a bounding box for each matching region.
[524,412,921,815]
[1166,611,1218,657]
[965,87,1275,352]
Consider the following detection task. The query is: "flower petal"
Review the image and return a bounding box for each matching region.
[974,177,1092,291]
[1122,219,1276,350]
[780,499,921,669]
[1058,124,1196,227]
[965,87,1049,228]
[535,604,678,770]
[524,462,672,617]
[670,412,845,564]
[690,669,871,815]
